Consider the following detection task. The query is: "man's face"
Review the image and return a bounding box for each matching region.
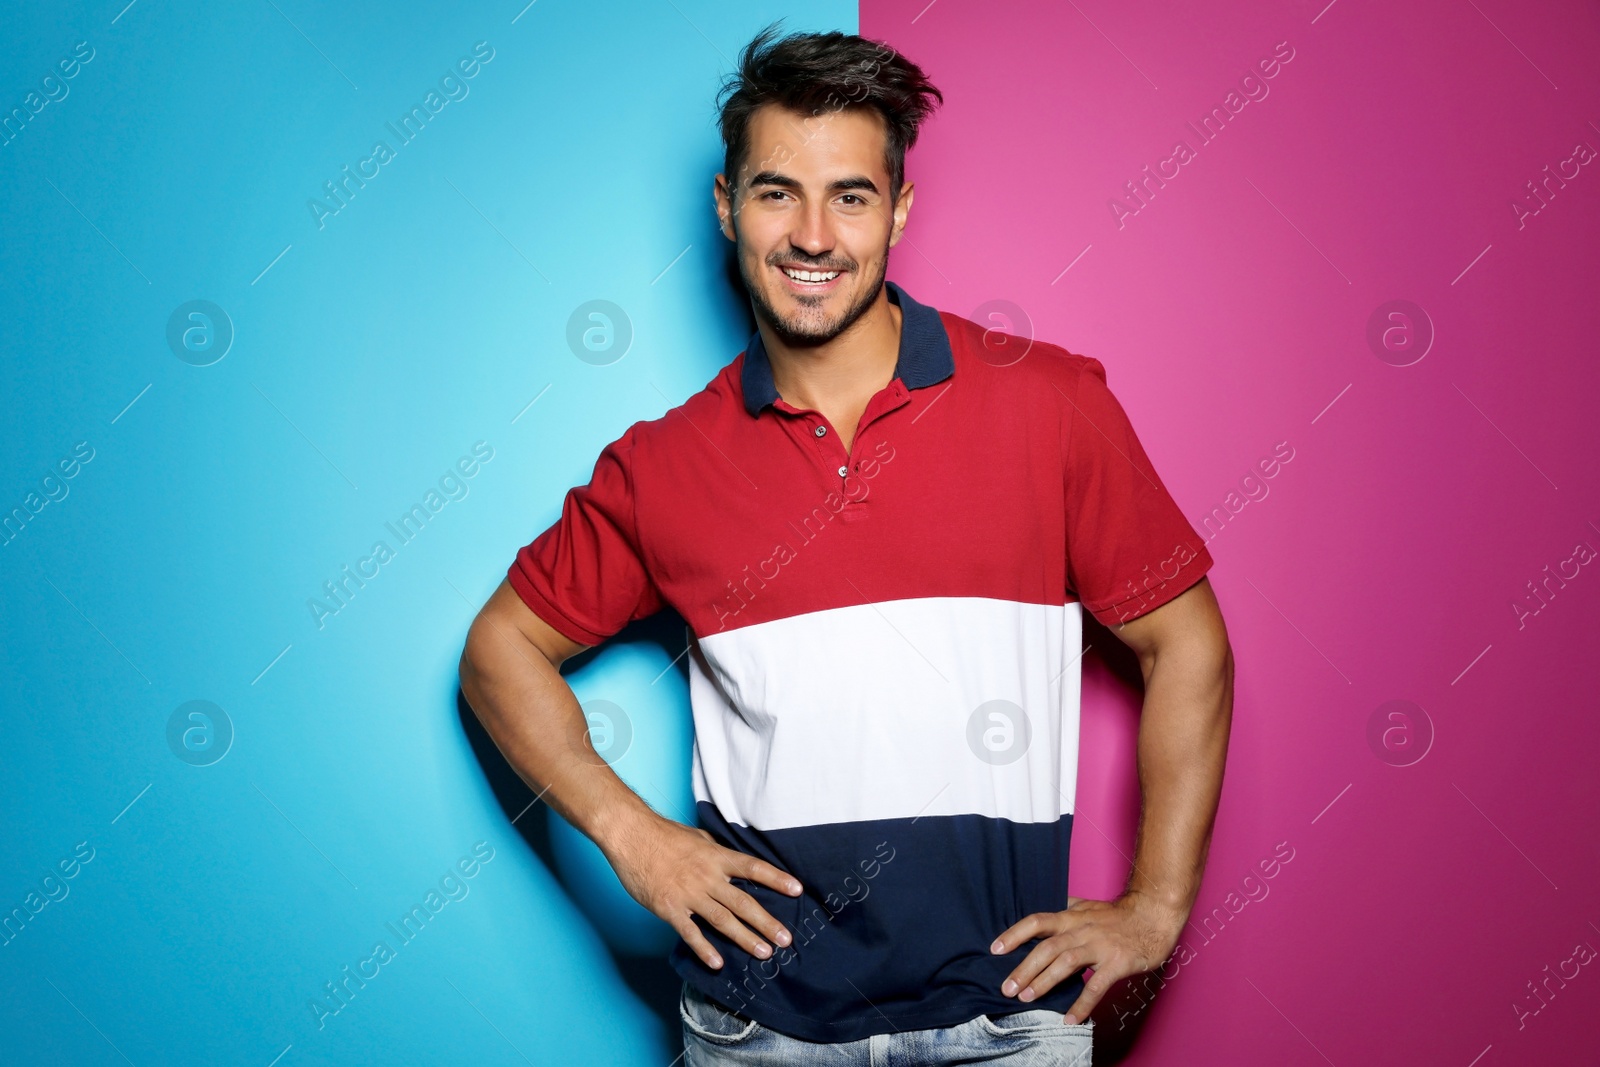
[715,103,913,345]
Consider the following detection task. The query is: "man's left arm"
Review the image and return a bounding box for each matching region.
[989,575,1234,1023]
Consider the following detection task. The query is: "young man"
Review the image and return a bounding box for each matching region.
[459,25,1233,1065]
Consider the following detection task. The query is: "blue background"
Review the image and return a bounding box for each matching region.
[0,1,853,1063]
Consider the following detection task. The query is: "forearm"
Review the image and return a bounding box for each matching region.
[1123,634,1234,923]
[458,620,660,859]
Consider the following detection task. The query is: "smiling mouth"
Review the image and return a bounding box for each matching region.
[776,264,847,288]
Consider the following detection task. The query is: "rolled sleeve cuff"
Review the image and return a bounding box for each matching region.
[506,558,607,648]
[1084,541,1215,629]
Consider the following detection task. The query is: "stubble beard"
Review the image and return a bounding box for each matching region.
[738,227,891,348]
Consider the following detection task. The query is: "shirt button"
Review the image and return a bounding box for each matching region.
[838,465,848,477]
[814,425,827,437]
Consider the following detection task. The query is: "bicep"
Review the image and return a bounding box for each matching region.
[1110,576,1230,675]
[470,579,593,669]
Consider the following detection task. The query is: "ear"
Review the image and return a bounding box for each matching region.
[888,181,915,248]
[714,173,737,242]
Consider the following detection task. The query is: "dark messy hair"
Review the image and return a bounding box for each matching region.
[716,23,943,208]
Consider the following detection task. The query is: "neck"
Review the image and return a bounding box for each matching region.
[757,288,903,413]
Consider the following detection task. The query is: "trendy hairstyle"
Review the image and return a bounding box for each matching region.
[716,23,943,207]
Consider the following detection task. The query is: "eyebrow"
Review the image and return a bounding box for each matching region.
[747,171,881,196]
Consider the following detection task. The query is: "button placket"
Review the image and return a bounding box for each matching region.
[790,409,849,489]
[840,382,911,485]
[780,382,912,491]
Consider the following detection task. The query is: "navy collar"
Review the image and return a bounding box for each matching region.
[740,280,954,417]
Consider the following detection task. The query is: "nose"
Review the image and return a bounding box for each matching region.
[788,198,835,259]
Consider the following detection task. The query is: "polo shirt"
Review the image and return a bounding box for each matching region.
[506,279,1214,1043]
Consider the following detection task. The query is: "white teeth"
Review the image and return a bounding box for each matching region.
[782,267,841,283]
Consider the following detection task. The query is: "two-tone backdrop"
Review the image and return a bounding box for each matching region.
[3,0,1596,1063]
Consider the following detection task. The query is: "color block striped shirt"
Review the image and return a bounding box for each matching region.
[507,280,1213,1042]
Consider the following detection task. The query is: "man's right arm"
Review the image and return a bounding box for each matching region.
[457,579,803,968]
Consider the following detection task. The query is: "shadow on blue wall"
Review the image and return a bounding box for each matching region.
[457,609,696,1036]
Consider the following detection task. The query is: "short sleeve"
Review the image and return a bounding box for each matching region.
[506,423,665,646]
[1063,357,1214,628]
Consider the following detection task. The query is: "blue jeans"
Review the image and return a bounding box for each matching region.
[680,981,1093,1066]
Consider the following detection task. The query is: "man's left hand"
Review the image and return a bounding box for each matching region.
[989,892,1186,1024]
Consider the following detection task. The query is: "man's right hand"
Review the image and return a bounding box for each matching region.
[605,813,804,969]
[459,584,803,971]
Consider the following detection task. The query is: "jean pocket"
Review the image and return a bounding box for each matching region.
[978,1007,1095,1039]
[680,983,762,1046]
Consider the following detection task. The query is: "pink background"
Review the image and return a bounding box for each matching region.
[862,0,1600,1062]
